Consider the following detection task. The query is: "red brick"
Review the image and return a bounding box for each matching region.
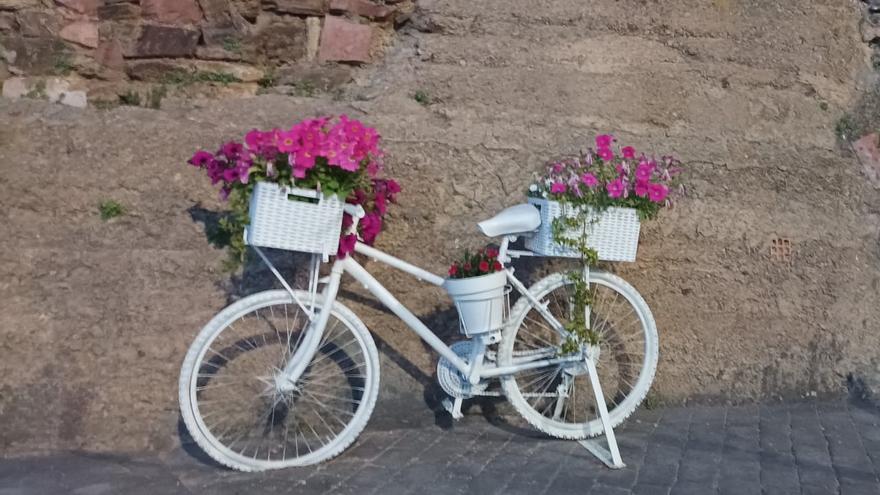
[318,15,371,63]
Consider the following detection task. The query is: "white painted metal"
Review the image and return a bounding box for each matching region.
[178,290,380,471]
[500,270,659,439]
[584,351,625,468]
[278,261,345,389]
[339,254,471,375]
[354,243,445,286]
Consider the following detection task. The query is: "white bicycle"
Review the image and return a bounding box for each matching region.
[179,203,659,471]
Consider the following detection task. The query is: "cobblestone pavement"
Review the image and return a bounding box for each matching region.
[3,400,880,495]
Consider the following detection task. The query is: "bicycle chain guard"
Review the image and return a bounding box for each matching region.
[437,341,489,399]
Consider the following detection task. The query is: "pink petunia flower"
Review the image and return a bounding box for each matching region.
[581,173,599,188]
[360,213,383,245]
[606,178,625,198]
[635,162,655,181]
[188,150,214,168]
[550,182,567,194]
[634,180,650,198]
[277,130,299,153]
[648,183,669,203]
[292,146,317,170]
[244,129,266,151]
[220,141,243,159]
[595,134,614,148]
[337,234,357,258]
[622,146,636,159]
[597,147,614,161]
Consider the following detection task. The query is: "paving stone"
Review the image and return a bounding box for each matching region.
[669,481,715,495]
[1,401,879,495]
[632,482,672,495]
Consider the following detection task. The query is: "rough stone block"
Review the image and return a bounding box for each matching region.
[141,0,202,25]
[232,0,259,21]
[59,89,86,107]
[127,58,264,83]
[94,39,124,70]
[861,18,880,43]
[59,21,98,48]
[97,19,142,57]
[318,15,371,63]
[853,133,880,189]
[0,11,15,31]
[264,0,326,16]
[198,0,233,24]
[0,0,40,11]
[194,45,243,61]
[1,75,26,98]
[97,2,141,21]
[2,35,70,74]
[133,24,199,58]
[276,63,351,90]
[329,0,393,20]
[54,0,99,17]
[305,15,320,60]
[252,14,307,62]
[15,9,61,37]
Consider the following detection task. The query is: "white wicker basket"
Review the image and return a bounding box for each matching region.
[524,197,640,262]
[244,182,344,259]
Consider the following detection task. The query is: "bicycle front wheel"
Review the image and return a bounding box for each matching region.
[499,270,658,439]
[179,290,380,471]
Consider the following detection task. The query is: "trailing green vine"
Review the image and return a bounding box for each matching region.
[551,203,602,354]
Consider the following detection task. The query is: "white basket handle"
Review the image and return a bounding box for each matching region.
[283,186,321,202]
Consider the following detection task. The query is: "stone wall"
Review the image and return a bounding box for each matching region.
[0,0,412,106]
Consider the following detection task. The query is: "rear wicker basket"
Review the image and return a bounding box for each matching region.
[244,182,344,259]
[525,197,640,262]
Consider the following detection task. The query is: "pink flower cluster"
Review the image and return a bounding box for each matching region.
[187,115,399,258]
[529,134,683,209]
[338,178,401,256]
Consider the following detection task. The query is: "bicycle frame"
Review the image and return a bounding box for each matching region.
[275,239,582,390]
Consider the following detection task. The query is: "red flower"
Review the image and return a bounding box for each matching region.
[448,264,458,276]
[486,247,499,258]
[463,263,472,271]
[493,261,503,271]
[479,260,489,272]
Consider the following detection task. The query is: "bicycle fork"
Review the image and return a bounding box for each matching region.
[274,262,345,393]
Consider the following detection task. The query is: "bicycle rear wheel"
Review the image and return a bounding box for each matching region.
[499,270,658,439]
[179,290,379,471]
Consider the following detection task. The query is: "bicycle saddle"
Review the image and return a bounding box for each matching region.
[477,203,541,237]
